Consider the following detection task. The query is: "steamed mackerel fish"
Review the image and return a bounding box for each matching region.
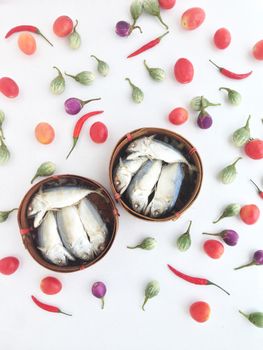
[57,206,94,260]
[126,136,190,165]
[114,156,147,194]
[127,159,162,213]
[28,186,100,228]
[78,198,108,255]
[38,211,75,266]
[145,163,184,218]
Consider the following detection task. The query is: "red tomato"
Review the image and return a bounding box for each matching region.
[174,58,194,84]
[181,7,205,30]
[203,239,224,259]
[18,33,36,55]
[168,107,189,125]
[0,77,19,98]
[158,0,176,9]
[240,204,260,225]
[213,28,231,49]
[53,16,73,37]
[90,122,108,143]
[253,40,263,60]
[40,276,62,295]
[0,256,19,275]
[244,139,263,159]
[35,122,55,144]
[190,301,211,323]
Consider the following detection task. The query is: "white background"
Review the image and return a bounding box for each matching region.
[0,0,263,349]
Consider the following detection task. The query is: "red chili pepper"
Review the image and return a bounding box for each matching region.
[5,25,53,46]
[250,179,263,199]
[209,59,252,80]
[66,110,104,159]
[127,31,169,58]
[167,264,230,295]
[31,295,71,316]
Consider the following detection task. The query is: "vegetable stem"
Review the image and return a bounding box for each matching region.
[250,179,261,192]
[125,77,134,88]
[232,157,242,166]
[158,31,169,41]
[234,262,255,270]
[245,115,251,128]
[59,310,72,316]
[37,30,53,46]
[209,59,221,70]
[132,25,143,33]
[66,138,78,159]
[53,66,63,76]
[141,297,148,311]
[209,281,230,295]
[157,15,168,30]
[82,97,101,106]
[239,310,249,319]
[64,72,76,79]
[101,297,105,310]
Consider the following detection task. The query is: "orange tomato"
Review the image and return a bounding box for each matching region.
[35,122,55,144]
[18,33,36,55]
[190,301,211,322]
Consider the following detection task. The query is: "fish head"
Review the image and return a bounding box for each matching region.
[132,197,148,214]
[113,170,130,194]
[27,194,46,217]
[147,198,166,218]
[39,246,68,266]
[126,136,154,154]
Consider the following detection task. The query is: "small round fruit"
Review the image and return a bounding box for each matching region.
[174,58,194,84]
[252,40,263,60]
[240,204,260,225]
[181,7,205,30]
[35,122,55,144]
[40,276,62,295]
[158,0,176,9]
[190,301,211,323]
[18,33,36,55]
[0,257,19,275]
[168,107,188,125]
[89,122,108,143]
[203,239,224,259]
[213,28,231,49]
[244,139,263,160]
[53,16,73,37]
[0,77,19,98]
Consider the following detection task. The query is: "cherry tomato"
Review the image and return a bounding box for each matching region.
[168,107,189,125]
[0,256,19,275]
[240,204,260,225]
[244,139,263,159]
[53,16,73,37]
[181,7,205,30]
[0,77,19,98]
[40,276,62,295]
[189,301,211,323]
[203,239,224,259]
[252,40,263,60]
[89,122,108,143]
[158,0,176,9]
[35,122,55,144]
[213,28,231,49]
[18,33,36,55]
[174,58,194,84]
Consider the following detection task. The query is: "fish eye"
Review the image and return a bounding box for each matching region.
[130,142,136,148]
[115,180,121,185]
[134,203,139,209]
[28,206,33,212]
[154,210,160,216]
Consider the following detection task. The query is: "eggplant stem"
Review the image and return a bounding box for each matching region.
[101,297,105,309]
[156,14,168,30]
[132,25,143,33]
[234,261,254,270]
[202,232,219,237]
[239,310,249,319]
[64,72,76,79]
[127,245,139,249]
[212,215,224,224]
[245,115,251,128]
[53,66,63,77]
[82,97,101,106]
[232,157,242,166]
[141,297,148,311]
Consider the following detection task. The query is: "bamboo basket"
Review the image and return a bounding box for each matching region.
[109,127,203,222]
[17,174,119,273]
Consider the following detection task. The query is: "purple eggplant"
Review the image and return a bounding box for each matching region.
[64,97,101,115]
[203,229,239,246]
[115,21,142,37]
[234,250,263,270]
[91,281,107,309]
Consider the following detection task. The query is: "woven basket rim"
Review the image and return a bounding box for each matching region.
[109,127,203,222]
[17,174,119,273]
